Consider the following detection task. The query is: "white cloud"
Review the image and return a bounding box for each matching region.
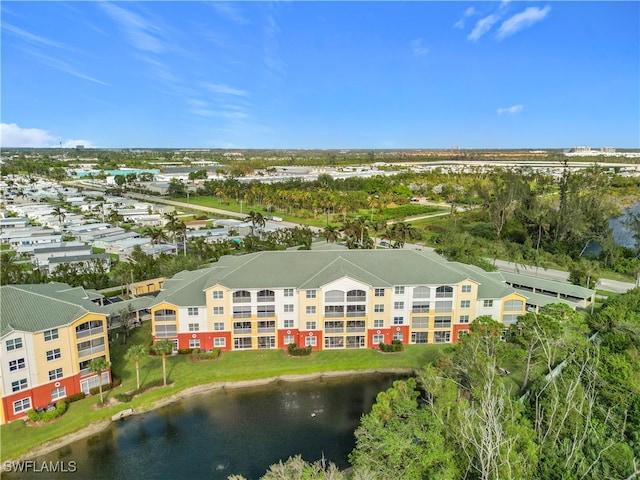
[468,14,500,42]
[211,3,249,25]
[100,3,165,53]
[410,38,430,56]
[454,6,477,29]
[497,6,551,40]
[204,83,249,97]
[497,104,524,116]
[465,7,477,17]
[0,123,94,148]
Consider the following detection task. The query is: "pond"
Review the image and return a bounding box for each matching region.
[4,373,404,480]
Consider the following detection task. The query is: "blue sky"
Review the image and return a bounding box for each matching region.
[1,1,638,149]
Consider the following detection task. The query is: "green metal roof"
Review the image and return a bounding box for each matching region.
[1,284,105,337]
[100,296,155,315]
[501,271,594,299]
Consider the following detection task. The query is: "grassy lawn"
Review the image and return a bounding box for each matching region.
[1,323,446,461]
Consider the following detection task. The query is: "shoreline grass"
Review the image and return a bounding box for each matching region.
[1,323,446,462]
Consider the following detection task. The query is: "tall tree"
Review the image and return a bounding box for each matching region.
[153,339,174,386]
[87,357,110,405]
[124,344,147,391]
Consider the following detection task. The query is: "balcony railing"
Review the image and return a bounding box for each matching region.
[76,326,104,339]
[233,328,252,335]
[346,312,366,317]
[324,312,344,318]
[233,312,252,319]
[257,312,276,318]
[257,327,276,334]
[325,327,344,334]
[257,296,275,303]
[155,330,177,338]
[346,326,366,333]
[77,344,105,358]
[346,296,366,302]
[154,314,176,322]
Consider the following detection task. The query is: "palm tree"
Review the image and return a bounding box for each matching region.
[175,221,187,255]
[51,205,66,227]
[244,211,266,233]
[153,339,174,386]
[124,344,147,391]
[144,227,169,258]
[87,357,111,405]
[322,225,340,243]
[164,212,180,247]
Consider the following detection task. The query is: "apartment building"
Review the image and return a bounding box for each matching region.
[0,284,111,424]
[149,249,528,352]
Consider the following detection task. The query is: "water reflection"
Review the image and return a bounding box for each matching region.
[5,374,403,480]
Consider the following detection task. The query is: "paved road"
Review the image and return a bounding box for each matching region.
[78,183,638,294]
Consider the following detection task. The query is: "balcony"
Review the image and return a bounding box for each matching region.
[233,312,252,319]
[154,314,176,322]
[346,296,366,302]
[324,312,344,318]
[257,296,275,303]
[257,311,276,318]
[233,328,252,335]
[76,325,104,339]
[77,344,105,358]
[346,312,366,318]
[346,321,366,333]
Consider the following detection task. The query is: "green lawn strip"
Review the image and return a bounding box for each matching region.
[1,323,445,461]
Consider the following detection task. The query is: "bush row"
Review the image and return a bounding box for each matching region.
[287,343,312,356]
[66,392,86,403]
[27,401,67,423]
[379,340,404,353]
[191,348,221,361]
[115,379,166,403]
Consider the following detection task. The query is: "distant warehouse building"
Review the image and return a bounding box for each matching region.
[149,249,538,352]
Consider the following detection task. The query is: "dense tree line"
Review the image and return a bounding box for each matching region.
[231,291,640,480]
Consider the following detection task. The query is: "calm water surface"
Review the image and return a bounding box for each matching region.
[6,374,403,480]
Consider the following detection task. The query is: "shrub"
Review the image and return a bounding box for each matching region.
[192,348,221,361]
[287,343,312,356]
[115,393,133,403]
[177,348,193,355]
[66,392,86,403]
[27,401,67,423]
[379,340,404,353]
[89,377,121,396]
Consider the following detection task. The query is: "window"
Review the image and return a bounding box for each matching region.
[13,398,31,414]
[188,307,199,316]
[394,286,405,295]
[504,300,524,311]
[459,315,470,324]
[44,329,59,341]
[413,286,430,298]
[347,290,366,302]
[373,334,384,344]
[461,285,472,293]
[233,290,251,303]
[436,286,453,298]
[373,319,384,328]
[324,305,344,317]
[51,386,66,401]
[233,321,252,334]
[393,332,403,341]
[284,319,294,328]
[460,300,471,309]
[435,301,452,313]
[188,323,200,332]
[213,307,224,315]
[483,300,494,308]
[284,335,295,345]
[411,332,428,344]
[502,314,520,325]
[77,338,105,357]
[257,320,276,333]
[412,317,428,328]
[306,306,316,315]
[155,324,177,338]
[212,290,224,300]
[233,306,252,318]
[393,316,404,325]
[434,316,452,328]
[306,290,316,299]
[257,290,275,302]
[284,304,294,313]
[12,378,28,392]
[434,331,451,343]
[9,358,25,371]
[46,348,61,361]
[75,319,104,337]
[325,290,344,302]
[374,304,384,313]
[346,305,366,317]
[6,338,23,351]
[213,322,224,331]
[234,337,252,350]
[305,321,316,330]
[214,338,226,347]
[374,288,385,297]
[284,288,294,297]
[394,301,404,310]
[189,339,201,349]
[257,305,276,318]
[49,368,63,381]
[412,302,429,313]
[324,337,344,349]
[305,336,317,347]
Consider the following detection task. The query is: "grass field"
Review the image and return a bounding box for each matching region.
[1,323,447,461]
